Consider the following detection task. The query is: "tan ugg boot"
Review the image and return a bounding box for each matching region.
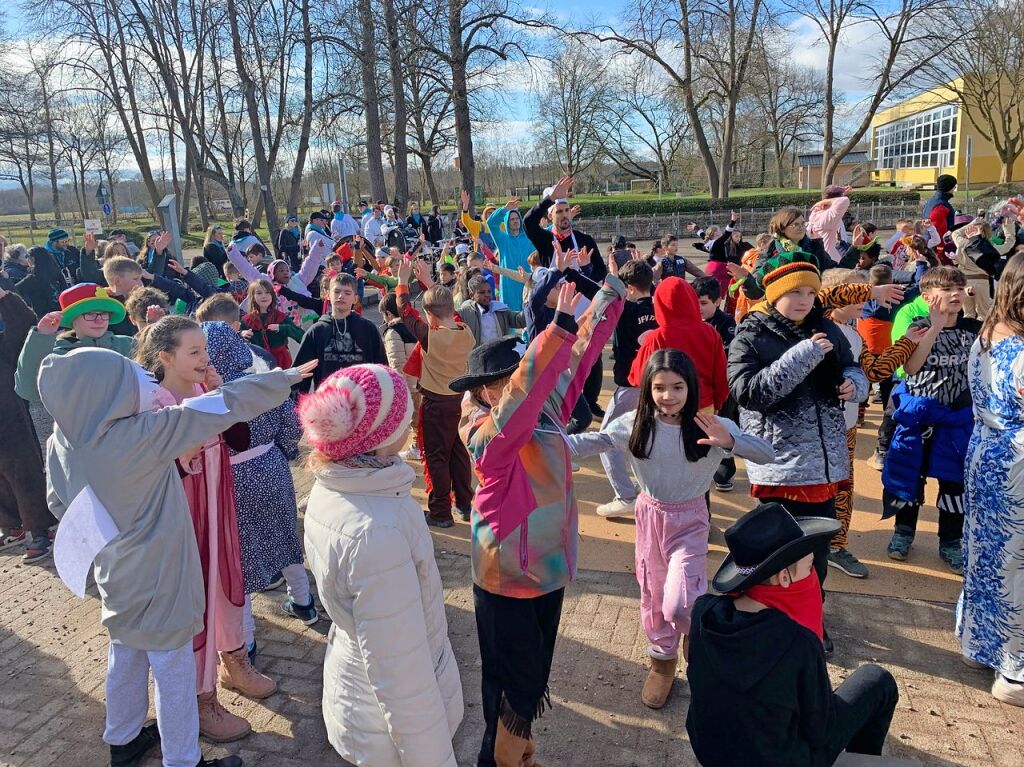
[523,735,543,767]
[218,646,277,699]
[197,690,251,743]
[641,656,677,709]
[494,718,530,767]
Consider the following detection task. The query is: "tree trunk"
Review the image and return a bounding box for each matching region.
[821,35,839,188]
[382,0,409,208]
[448,4,476,210]
[286,0,314,216]
[196,173,210,229]
[180,162,193,233]
[420,154,441,206]
[359,0,388,202]
[38,77,61,223]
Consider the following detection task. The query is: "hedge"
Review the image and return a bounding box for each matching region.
[563,190,920,217]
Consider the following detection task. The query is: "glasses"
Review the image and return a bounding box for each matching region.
[80,311,112,321]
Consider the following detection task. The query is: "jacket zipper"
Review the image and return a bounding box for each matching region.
[519,517,529,574]
[814,400,831,483]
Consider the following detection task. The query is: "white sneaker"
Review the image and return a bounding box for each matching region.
[401,446,422,461]
[992,675,1024,706]
[596,498,636,518]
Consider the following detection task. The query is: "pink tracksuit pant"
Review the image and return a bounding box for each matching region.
[634,492,709,660]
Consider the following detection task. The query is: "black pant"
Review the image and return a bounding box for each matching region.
[820,664,899,762]
[759,496,836,593]
[714,457,736,485]
[583,356,603,413]
[567,395,593,435]
[474,585,564,767]
[876,378,897,453]
[884,482,965,545]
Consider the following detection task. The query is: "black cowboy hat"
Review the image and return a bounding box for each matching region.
[449,336,523,393]
[712,503,840,594]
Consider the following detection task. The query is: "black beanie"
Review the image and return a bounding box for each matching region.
[936,174,957,193]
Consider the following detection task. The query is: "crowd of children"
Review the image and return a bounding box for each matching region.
[5,174,1024,767]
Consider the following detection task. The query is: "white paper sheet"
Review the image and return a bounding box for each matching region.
[573,296,591,321]
[181,391,230,415]
[54,486,120,598]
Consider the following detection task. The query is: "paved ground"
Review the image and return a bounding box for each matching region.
[2,545,1021,767]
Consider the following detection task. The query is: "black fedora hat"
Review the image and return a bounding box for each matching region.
[449,336,523,393]
[712,503,840,594]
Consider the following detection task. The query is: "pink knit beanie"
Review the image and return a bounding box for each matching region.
[297,364,413,462]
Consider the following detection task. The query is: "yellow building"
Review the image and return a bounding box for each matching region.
[869,79,1024,187]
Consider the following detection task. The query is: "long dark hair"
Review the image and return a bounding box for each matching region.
[628,349,709,463]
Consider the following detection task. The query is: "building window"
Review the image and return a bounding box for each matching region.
[873,104,959,170]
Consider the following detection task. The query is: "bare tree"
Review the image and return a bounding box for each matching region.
[600,59,689,188]
[919,0,1024,183]
[782,0,947,186]
[749,42,826,187]
[535,45,608,176]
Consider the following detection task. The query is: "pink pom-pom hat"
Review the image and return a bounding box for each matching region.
[297,364,413,462]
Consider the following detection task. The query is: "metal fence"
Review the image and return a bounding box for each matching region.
[578,202,924,244]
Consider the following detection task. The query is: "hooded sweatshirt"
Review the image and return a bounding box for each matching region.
[628,277,729,411]
[292,312,387,393]
[685,594,834,767]
[16,329,136,404]
[486,208,534,313]
[41,348,297,650]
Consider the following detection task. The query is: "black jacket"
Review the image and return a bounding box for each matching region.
[276,228,302,270]
[524,197,607,282]
[612,296,657,387]
[426,213,444,243]
[204,242,229,278]
[686,594,834,767]
[293,312,386,393]
[707,308,736,349]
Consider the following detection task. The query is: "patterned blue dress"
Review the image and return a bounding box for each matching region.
[205,322,305,593]
[960,336,1024,680]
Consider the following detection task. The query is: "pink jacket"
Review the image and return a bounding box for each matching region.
[806,195,851,263]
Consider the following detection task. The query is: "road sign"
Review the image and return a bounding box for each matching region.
[102,202,112,216]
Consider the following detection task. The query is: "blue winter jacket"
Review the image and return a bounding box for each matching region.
[881,382,974,509]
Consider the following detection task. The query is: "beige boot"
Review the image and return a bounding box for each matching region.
[218,646,277,699]
[641,657,677,709]
[197,690,251,743]
[494,719,531,767]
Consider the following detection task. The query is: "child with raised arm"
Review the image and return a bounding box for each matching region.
[41,342,313,767]
[453,276,625,767]
[568,350,773,709]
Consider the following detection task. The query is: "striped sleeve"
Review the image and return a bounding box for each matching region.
[858,337,917,383]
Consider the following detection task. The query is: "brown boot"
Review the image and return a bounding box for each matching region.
[218,646,277,699]
[197,690,251,743]
[641,657,677,709]
[494,718,530,767]
[523,735,543,767]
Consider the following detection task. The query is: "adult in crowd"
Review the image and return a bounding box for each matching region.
[923,174,957,263]
[960,252,1024,706]
[277,215,304,271]
[362,202,385,247]
[231,220,263,254]
[486,197,534,313]
[204,224,229,278]
[807,185,852,263]
[406,202,429,239]
[426,205,445,244]
[330,201,360,242]
[305,210,334,253]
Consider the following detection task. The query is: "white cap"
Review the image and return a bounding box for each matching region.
[455,243,472,255]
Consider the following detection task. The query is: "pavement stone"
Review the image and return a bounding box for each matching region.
[1,544,1022,767]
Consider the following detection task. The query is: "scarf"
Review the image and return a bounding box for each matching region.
[765,305,844,402]
[308,223,329,237]
[742,569,824,641]
[242,308,288,350]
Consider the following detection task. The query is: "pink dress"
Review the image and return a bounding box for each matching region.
[154,385,245,694]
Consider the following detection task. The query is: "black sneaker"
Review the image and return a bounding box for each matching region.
[197,756,243,767]
[281,596,319,626]
[425,515,454,529]
[714,480,734,492]
[110,721,160,767]
[590,404,606,418]
[455,507,471,522]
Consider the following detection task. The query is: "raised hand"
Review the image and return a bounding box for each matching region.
[725,262,746,279]
[290,359,318,380]
[84,232,97,254]
[549,176,574,201]
[166,258,187,276]
[555,280,582,317]
[730,210,739,223]
[608,252,619,278]
[569,204,582,219]
[145,304,166,324]
[37,311,63,335]
[553,238,571,272]
[871,284,905,308]
[396,259,413,285]
[154,231,171,253]
[904,324,929,343]
[460,189,470,211]
[694,412,736,450]
[505,196,520,210]
[414,259,433,286]
[576,246,592,268]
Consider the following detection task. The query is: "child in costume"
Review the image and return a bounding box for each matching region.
[240,279,305,368]
[135,316,278,743]
[454,277,624,767]
[40,345,312,767]
[568,350,773,709]
[686,504,898,766]
[299,365,463,767]
[203,321,316,658]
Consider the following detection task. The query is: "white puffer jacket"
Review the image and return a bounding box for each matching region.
[304,459,463,767]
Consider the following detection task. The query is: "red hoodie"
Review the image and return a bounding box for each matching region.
[628,276,729,411]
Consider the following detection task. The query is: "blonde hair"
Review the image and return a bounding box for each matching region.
[102,255,143,283]
[204,224,224,247]
[820,268,865,289]
[134,315,201,382]
[423,284,455,318]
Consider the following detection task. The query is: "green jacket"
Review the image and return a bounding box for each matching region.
[15,329,136,403]
[240,314,305,350]
[891,295,930,379]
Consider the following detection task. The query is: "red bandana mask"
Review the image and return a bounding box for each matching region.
[742,569,824,642]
